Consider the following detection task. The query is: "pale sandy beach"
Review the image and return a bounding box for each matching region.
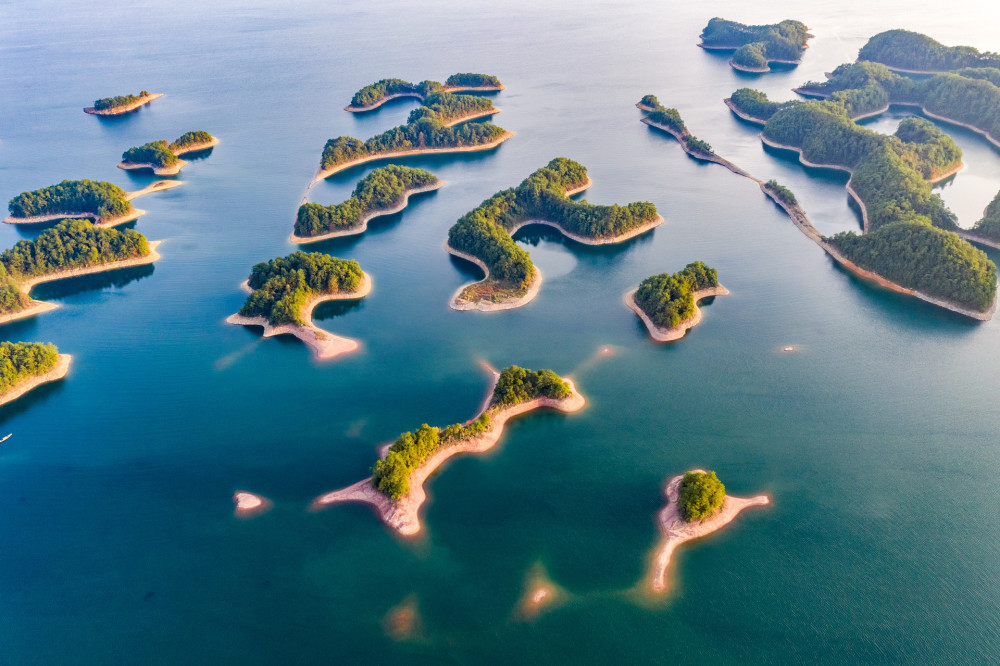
[649,470,769,593]
[233,491,272,518]
[83,92,163,115]
[625,285,729,342]
[0,354,72,407]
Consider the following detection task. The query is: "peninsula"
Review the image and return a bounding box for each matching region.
[649,470,769,593]
[0,343,71,407]
[119,131,218,175]
[0,219,159,324]
[4,179,182,227]
[626,262,728,342]
[314,88,509,184]
[293,165,442,243]
[699,18,811,72]
[84,91,162,115]
[858,29,1000,74]
[312,365,585,536]
[960,191,1000,250]
[345,73,504,112]
[447,158,662,311]
[226,251,371,360]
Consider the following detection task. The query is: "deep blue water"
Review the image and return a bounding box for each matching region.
[2,0,1000,662]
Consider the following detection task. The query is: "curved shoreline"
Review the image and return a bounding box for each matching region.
[83,93,163,115]
[118,159,187,176]
[344,84,505,112]
[311,377,585,536]
[697,41,807,72]
[225,272,372,361]
[722,97,767,125]
[290,180,445,244]
[4,181,183,227]
[641,117,758,179]
[625,285,729,342]
[649,470,769,593]
[171,137,220,156]
[446,242,542,312]
[0,354,72,407]
[309,131,514,186]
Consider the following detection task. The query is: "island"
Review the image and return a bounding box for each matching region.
[314,90,510,184]
[699,18,811,72]
[0,342,71,407]
[625,262,728,342]
[233,491,272,518]
[724,83,996,319]
[345,73,504,112]
[226,251,371,360]
[311,365,585,536]
[293,165,443,243]
[119,131,218,176]
[84,91,163,115]
[0,219,159,325]
[858,29,1000,74]
[447,158,661,311]
[649,470,769,593]
[4,179,182,227]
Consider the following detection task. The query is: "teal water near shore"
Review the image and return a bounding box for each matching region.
[3,0,1000,662]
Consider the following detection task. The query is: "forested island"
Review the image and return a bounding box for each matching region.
[3,179,182,227]
[0,219,159,324]
[84,91,163,115]
[447,158,661,310]
[312,365,585,536]
[725,82,997,317]
[0,342,72,407]
[226,251,371,360]
[858,29,1000,74]
[626,262,728,342]
[119,131,217,175]
[346,73,504,111]
[316,91,510,182]
[699,18,810,72]
[649,469,769,593]
[293,165,442,242]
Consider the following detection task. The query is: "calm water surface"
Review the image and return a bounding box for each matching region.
[2,0,1000,662]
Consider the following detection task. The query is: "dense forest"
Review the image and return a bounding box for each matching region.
[371,365,570,499]
[0,265,30,315]
[349,73,502,107]
[8,180,132,220]
[858,29,1000,72]
[447,158,658,303]
[407,91,495,125]
[728,88,799,122]
[169,131,214,151]
[121,140,178,168]
[638,98,714,155]
[296,165,438,237]
[700,18,809,67]
[445,73,502,88]
[765,179,798,206]
[0,341,60,394]
[238,252,364,326]
[633,262,719,329]
[972,191,1000,241]
[0,219,150,280]
[93,90,150,111]
[678,471,726,522]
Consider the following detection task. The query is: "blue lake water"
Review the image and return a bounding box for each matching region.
[2,0,1000,662]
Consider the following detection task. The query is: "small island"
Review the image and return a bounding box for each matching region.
[699,18,811,72]
[4,179,182,227]
[858,29,1000,74]
[626,262,728,342]
[233,491,272,518]
[0,219,159,325]
[0,342,72,407]
[226,251,371,360]
[448,158,662,311]
[84,91,163,115]
[312,365,584,535]
[119,131,218,176]
[293,165,442,243]
[649,470,769,593]
[345,73,504,112]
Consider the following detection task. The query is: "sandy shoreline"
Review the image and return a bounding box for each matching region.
[649,470,769,593]
[641,117,758,180]
[4,181,182,227]
[290,180,445,244]
[233,491,272,518]
[226,272,372,360]
[83,93,163,115]
[0,354,72,407]
[344,84,505,112]
[625,285,729,342]
[309,131,514,186]
[446,242,542,312]
[125,180,184,201]
[171,137,219,156]
[722,98,768,125]
[311,377,585,536]
[18,241,162,294]
[118,159,188,176]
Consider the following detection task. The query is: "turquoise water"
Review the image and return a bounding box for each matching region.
[2,0,1000,662]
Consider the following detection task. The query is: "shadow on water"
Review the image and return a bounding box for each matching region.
[29,264,155,301]
[11,218,95,239]
[448,253,484,280]
[513,222,656,258]
[312,298,364,322]
[178,147,215,162]
[348,94,423,119]
[0,376,68,422]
